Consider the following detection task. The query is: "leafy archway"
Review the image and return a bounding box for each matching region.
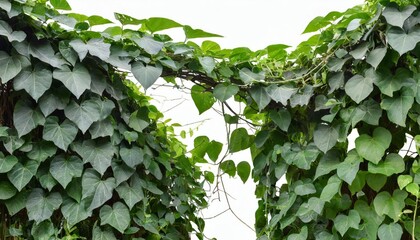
[0,0,420,239]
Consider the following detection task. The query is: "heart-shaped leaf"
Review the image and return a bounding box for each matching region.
[0,180,17,200]
[26,188,62,223]
[368,153,405,176]
[72,140,115,175]
[333,210,360,236]
[249,85,271,111]
[64,99,101,133]
[266,84,298,106]
[351,98,382,127]
[30,40,67,68]
[382,5,416,28]
[7,160,39,191]
[0,153,18,173]
[43,116,78,151]
[13,101,45,138]
[337,149,362,185]
[69,38,111,61]
[373,190,407,221]
[387,26,420,56]
[381,87,414,127]
[82,169,116,211]
[116,181,144,210]
[100,202,130,233]
[345,71,376,104]
[0,20,26,42]
[119,146,144,168]
[13,66,52,101]
[53,64,91,98]
[131,62,162,90]
[313,124,339,153]
[133,36,164,55]
[50,155,83,188]
[191,85,216,114]
[378,223,403,240]
[61,198,91,227]
[213,84,239,102]
[0,51,24,83]
[239,68,265,84]
[355,127,392,164]
[269,109,291,132]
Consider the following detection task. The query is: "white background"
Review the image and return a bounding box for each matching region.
[66,1,364,239]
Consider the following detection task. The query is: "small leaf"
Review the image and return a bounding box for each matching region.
[183,25,222,39]
[397,175,413,190]
[249,86,271,111]
[100,202,130,233]
[50,0,71,10]
[50,155,83,188]
[131,62,162,90]
[334,210,360,236]
[53,64,91,98]
[355,127,392,164]
[368,153,405,176]
[87,15,113,26]
[133,36,163,55]
[207,140,223,162]
[229,128,251,153]
[220,160,236,177]
[43,116,78,151]
[213,84,239,102]
[313,124,339,153]
[337,149,362,185]
[26,188,62,223]
[145,17,182,32]
[191,85,216,114]
[114,12,143,25]
[237,161,251,183]
[266,84,298,106]
[320,174,342,202]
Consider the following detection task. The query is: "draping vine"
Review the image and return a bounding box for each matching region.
[0,0,420,239]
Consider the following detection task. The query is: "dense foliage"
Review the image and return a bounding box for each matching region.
[1,0,420,239]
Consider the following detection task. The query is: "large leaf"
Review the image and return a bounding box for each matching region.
[82,169,116,211]
[313,124,338,153]
[61,198,91,227]
[0,51,24,83]
[373,190,408,221]
[333,210,360,236]
[13,101,44,138]
[27,141,57,162]
[382,5,416,28]
[131,62,162,90]
[53,64,91,98]
[378,223,403,240]
[43,116,78,151]
[29,40,67,68]
[0,180,17,200]
[351,98,382,126]
[119,146,144,168]
[381,87,414,127]
[72,140,115,175]
[13,66,52,101]
[366,47,387,69]
[133,36,164,55]
[38,90,70,117]
[368,153,405,176]
[144,17,182,33]
[281,143,320,170]
[314,150,340,179]
[213,84,239,102]
[0,20,26,42]
[229,128,251,153]
[373,68,408,97]
[50,155,83,188]
[7,160,39,191]
[69,38,111,61]
[337,149,362,185]
[266,84,298,106]
[269,109,291,132]
[116,181,144,209]
[191,85,216,114]
[344,72,375,104]
[26,188,62,223]
[0,153,18,173]
[355,200,385,240]
[355,127,392,164]
[387,26,420,55]
[64,99,101,133]
[100,202,130,233]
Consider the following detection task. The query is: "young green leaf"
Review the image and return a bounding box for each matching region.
[373,190,407,221]
[220,160,236,177]
[378,223,403,240]
[144,17,182,33]
[183,25,222,39]
[355,127,392,164]
[237,161,251,183]
[50,0,71,10]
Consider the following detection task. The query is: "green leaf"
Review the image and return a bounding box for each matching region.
[229,128,251,153]
[116,181,144,209]
[50,155,83,188]
[281,143,320,170]
[38,90,70,117]
[368,153,405,176]
[120,146,144,168]
[198,56,216,74]
[314,150,340,179]
[3,134,24,154]
[0,51,24,83]
[43,116,78,151]
[27,141,57,162]
[69,38,111,61]
[349,42,369,60]
[144,17,182,32]
[13,66,52,102]
[0,153,17,173]
[0,0,11,12]
[287,226,308,240]
[239,68,265,84]
[269,109,291,132]
[191,85,216,114]
[31,220,55,240]
[320,174,342,202]
[294,181,316,196]
[29,40,67,68]
[73,140,115,175]
[92,226,117,240]
[333,210,360,236]
[354,200,385,240]
[90,119,114,139]
[87,15,113,26]
[374,68,408,97]
[82,169,116,211]
[183,25,222,39]
[131,62,162,90]
[13,100,44,138]
[220,160,236,177]
[100,202,130,233]
[289,85,314,107]
[366,173,387,192]
[337,149,362,185]
[249,86,271,111]
[4,190,28,216]
[64,99,101,133]
[237,161,251,183]
[378,223,403,240]
[0,20,26,42]
[345,73,374,104]
[382,5,416,28]
[351,98,382,126]
[128,108,149,132]
[373,190,408,221]
[0,180,16,200]
[206,140,223,162]
[266,84,298,106]
[114,12,143,25]
[61,198,91,227]
[381,87,414,127]
[26,188,62,223]
[133,36,163,55]
[406,183,419,196]
[366,47,387,69]
[112,161,135,186]
[313,124,338,153]
[7,160,38,191]
[355,127,392,164]
[50,0,71,10]
[387,26,420,55]
[327,57,348,72]
[397,175,413,190]
[53,64,91,98]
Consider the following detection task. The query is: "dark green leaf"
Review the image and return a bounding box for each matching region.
[345,71,375,104]
[61,198,91,227]
[314,150,340,179]
[0,180,16,200]
[351,98,382,126]
[50,155,83,188]
[38,90,70,117]
[387,26,420,55]
[112,161,135,186]
[133,36,163,55]
[69,38,111,61]
[13,100,44,138]
[366,47,386,69]
[43,116,78,151]
[333,210,360,236]
[207,140,223,162]
[198,56,216,74]
[31,220,54,240]
[29,40,67,68]
[0,51,24,83]
[191,85,216,114]
[349,42,369,59]
[289,85,313,107]
[7,160,38,191]
[0,153,18,173]
[355,127,392,164]
[131,62,162,90]
[320,174,342,202]
[383,5,416,28]
[328,72,345,94]
[249,86,271,111]
[64,99,101,133]
[381,87,414,127]
[266,84,298,106]
[128,108,149,132]
[366,173,387,192]
[116,181,144,209]
[239,68,265,84]
[89,119,114,139]
[0,20,26,42]
[237,161,251,183]
[337,149,362,185]
[313,124,338,153]
[73,140,115,175]
[50,0,71,10]
[53,64,91,98]
[4,190,28,216]
[13,66,52,101]
[281,143,320,170]
[100,202,130,233]
[82,169,116,211]
[229,128,251,153]
[220,160,236,177]
[27,141,56,162]
[120,146,143,168]
[26,188,62,223]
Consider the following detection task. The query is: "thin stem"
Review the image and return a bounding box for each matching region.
[413,194,418,240]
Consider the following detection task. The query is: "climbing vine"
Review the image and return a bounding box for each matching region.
[0,0,420,239]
